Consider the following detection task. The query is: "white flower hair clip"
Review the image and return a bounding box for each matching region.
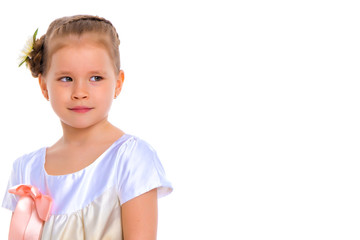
[18,28,38,67]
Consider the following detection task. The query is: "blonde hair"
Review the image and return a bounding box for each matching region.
[27,15,121,77]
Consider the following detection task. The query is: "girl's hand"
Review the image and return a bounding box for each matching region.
[122,189,158,240]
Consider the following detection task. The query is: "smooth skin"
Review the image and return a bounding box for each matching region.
[34,33,158,239]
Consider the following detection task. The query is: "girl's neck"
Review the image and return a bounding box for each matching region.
[59,118,120,146]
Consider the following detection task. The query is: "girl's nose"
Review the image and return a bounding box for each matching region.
[71,81,89,100]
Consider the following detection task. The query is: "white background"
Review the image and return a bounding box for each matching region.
[0,0,359,239]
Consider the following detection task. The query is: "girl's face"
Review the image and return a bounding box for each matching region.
[39,34,124,129]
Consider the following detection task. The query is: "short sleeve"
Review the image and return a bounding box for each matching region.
[2,157,22,211]
[117,137,173,205]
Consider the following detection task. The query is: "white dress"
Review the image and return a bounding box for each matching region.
[2,134,172,239]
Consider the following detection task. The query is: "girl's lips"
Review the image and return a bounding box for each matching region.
[69,107,93,113]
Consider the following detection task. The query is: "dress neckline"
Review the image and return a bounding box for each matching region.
[42,134,130,177]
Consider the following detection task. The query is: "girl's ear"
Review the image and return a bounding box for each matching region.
[114,70,124,99]
[38,74,49,101]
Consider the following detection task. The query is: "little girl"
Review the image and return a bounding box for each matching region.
[2,15,172,239]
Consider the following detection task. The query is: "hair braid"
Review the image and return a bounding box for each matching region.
[53,15,120,45]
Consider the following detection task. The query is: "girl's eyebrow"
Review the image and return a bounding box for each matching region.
[54,71,72,76]
[88,71,107,76]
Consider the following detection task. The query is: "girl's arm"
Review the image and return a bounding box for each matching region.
[122,189,158,240]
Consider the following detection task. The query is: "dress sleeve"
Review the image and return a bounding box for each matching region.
[2,157,22,211]
[116,137,173,205]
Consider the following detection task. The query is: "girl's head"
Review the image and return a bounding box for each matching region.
[27,15,121,77]
[24,15,124,129]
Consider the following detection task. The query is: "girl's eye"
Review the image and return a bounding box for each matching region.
[90,76,103,82]
[59,77,72,82]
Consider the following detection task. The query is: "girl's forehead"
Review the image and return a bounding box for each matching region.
[51,45,111,69]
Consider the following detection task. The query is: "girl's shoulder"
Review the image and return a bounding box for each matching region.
[111,133,158,158]
[123,133,156,150]
[12,147,46,172]
[114,133,161,168]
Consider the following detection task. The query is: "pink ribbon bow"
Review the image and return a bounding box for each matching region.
[8,185,53,240]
